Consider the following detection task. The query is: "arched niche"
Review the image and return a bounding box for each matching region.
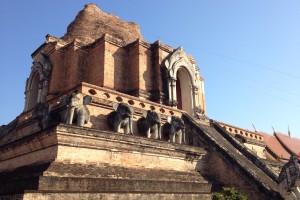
[163,46,205,116]
[27,72,40,110]
[176,67,193,115]
[24,53,52,111]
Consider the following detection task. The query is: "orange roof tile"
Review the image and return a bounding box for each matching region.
[275,132,300,157]
[259,132,290,161]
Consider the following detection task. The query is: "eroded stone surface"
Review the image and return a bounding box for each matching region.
[61,4,143,45]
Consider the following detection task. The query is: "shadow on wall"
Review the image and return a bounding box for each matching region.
[112,49,128,92]
[142,49,154,92]
[90,114,110,131]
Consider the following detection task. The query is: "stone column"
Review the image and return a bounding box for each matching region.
[168,77,177,108]
[191,85,197,117]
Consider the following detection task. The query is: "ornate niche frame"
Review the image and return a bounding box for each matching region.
[163,46,202,116]
[24,53,52,111]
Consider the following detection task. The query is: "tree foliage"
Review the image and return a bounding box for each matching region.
[212,187,247,200]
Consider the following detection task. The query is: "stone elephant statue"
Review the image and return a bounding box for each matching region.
[107,103,134,135]
[32,102,51,129]
[60,90,92,126]
[278,155,300,193]
[32,102,61,129]
[137,110,161,139]
[163,116,185,144]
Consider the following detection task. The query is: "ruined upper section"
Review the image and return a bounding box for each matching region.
[61,4,144,45]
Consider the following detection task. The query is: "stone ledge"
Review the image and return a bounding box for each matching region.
[42,162,208,182]
[56,124,205,154]
[39,176,212,193]
[0,124,207,172]
[0,192,212,200]
[0,176,212,194]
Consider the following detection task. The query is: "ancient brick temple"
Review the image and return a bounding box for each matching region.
[0,4,299,200]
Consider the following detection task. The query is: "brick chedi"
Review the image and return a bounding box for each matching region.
[0,4,299,200]
[61,4,143,46]
[25,3,206,117]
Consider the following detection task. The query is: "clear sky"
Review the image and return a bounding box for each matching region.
[1,1,300,138]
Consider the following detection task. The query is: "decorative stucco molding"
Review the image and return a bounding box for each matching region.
[24,53,52,111]
[163,46,205,116]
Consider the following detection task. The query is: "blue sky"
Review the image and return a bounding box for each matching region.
[1,1,300,138]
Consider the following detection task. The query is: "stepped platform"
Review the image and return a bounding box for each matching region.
[0,124,212,200]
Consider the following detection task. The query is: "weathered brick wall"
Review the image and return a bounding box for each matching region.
[151,45,161,101]
[103,41,128,91]
[202,152,268,200]
[127,42,140,95]
[43,36,184,107]
[87,42,105,86]
[48,51,65,95]
[64,46,81,91]
[138,45,153,93]
[103,41,116,89]
[43,35,206,112]
[158,47,172,93]
[48,44,85,94]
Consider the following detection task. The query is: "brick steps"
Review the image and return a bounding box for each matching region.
[42,176,211,192]
[0,192,212,200]
[44,162,209,183]
[37,176,212,193]
[0,123,215,199]
[0,162,213,199]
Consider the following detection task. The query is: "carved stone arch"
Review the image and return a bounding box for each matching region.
[24,53,52,111]
[163,46,199,116]
[165,46,197,87]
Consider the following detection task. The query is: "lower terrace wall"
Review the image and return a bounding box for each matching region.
[0,123,212,200]
[202,152,268,200]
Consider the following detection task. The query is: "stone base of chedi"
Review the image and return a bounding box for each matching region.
[0,85,285,200]
[0,84,211,200]
[0,125,210,200]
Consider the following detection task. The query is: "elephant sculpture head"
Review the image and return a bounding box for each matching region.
[60,90,92,126]
[107,102,134,135]
[163,116,185,144]
[137,110,161,139]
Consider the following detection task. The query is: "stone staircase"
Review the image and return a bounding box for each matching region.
[182,113,283,200]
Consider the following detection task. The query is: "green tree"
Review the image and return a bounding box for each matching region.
[212,187,247,200]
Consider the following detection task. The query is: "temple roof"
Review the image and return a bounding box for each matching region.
[215,120,300,162]
[275,132,300,156]
[61,4,143,45]
[261,132,291,161]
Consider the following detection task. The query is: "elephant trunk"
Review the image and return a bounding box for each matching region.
[157,123,161,140]
[129,116,133,135]
[66,107,75,124]
[182,128,185,144]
